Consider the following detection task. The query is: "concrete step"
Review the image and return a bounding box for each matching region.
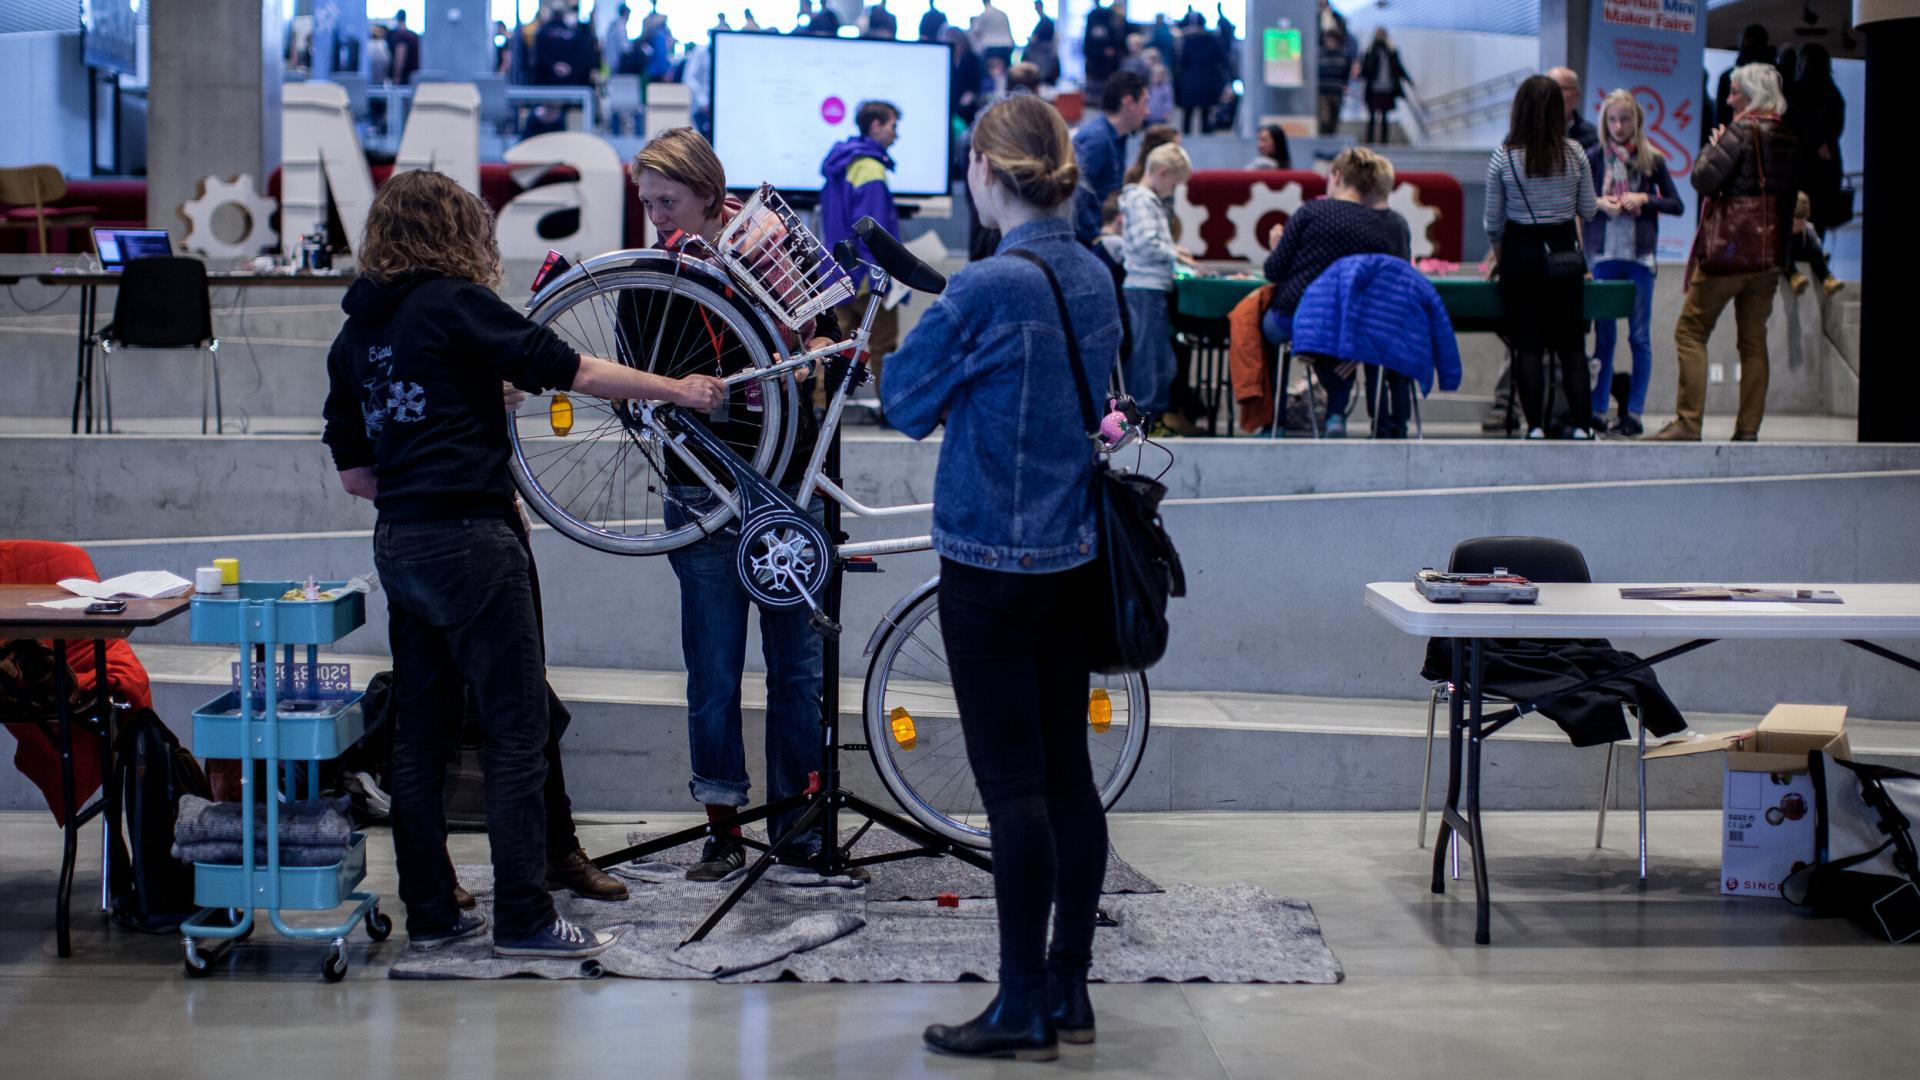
[10,641,1909,817]
[43,460,1920,719]
[5,428,1908,541]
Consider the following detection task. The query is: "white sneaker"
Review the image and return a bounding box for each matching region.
[1569,427,1593,440]
[1526,427,1546,440]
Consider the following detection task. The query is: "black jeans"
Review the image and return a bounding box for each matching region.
[376,515,554,939]
[938,557,1108,986]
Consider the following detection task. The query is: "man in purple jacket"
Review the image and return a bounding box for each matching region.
[819,100,903,413]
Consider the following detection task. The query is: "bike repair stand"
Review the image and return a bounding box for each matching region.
[589,393,994,946]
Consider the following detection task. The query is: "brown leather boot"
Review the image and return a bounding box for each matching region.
[454,885,477,910]
[547,847,630,901]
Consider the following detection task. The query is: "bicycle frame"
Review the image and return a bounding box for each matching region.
[632,251,937,563]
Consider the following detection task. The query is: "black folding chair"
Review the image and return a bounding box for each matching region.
[1417,536,1652,879]
[94,257,221,434]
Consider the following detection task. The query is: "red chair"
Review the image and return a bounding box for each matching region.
[0,540,154,823]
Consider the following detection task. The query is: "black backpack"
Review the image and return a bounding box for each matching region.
[112,709,211,932]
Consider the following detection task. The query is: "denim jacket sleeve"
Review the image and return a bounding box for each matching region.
[880,281,1020,439]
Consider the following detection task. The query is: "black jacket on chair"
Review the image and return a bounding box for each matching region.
[1420,637,1686,748]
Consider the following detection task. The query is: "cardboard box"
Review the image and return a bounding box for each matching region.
[1644,704,1850,897]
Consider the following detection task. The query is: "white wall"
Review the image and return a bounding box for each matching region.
[0,32,93,176]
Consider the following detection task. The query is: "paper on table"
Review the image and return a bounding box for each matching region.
[29,597,102,611]
[57,571,194,600]
[1654,601,1804,613]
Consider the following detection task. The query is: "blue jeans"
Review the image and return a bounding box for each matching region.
[1313,358,1412,437]
[1590,259,1654,417]
[664,486,825,851]
[375,515,554,939]
[1123,287,1176,417]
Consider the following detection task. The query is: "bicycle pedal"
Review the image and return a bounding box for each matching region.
[809,611,843,639]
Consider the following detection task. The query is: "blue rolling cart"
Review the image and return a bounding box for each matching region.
[178,581,389,981]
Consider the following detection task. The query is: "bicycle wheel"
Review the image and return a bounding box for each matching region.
[862,578,1150,849]
[509,254,797,556]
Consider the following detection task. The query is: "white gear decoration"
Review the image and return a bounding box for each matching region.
[180,173,280,258]
[1221,181,1305,263]
[1170,183,1210,256]
[1386,181,1440,260]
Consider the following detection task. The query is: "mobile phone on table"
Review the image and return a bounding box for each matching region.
[85,600,127,614]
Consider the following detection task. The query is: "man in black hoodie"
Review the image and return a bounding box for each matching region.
[322,171,722,959]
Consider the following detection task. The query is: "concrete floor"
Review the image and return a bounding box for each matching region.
[2,808,1915,1078]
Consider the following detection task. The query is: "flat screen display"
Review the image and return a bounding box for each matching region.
[709,32,952,199]
[81,0,139,76]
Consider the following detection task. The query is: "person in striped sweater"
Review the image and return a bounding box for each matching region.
[1117,142,1194,429]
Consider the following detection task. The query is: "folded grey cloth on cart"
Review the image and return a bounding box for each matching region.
[171,794,354,862]
[170,840,349,867]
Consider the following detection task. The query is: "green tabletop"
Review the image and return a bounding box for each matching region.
[1173,271,1636,327]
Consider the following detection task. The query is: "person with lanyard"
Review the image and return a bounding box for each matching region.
[625,128,856,880]
[322,171,723,958]
[881,93,1120,1063]
[1071,69,1149,245]
[1584,88,1681,437]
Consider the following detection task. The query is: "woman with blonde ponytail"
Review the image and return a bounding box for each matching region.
[880,94,1121,1062]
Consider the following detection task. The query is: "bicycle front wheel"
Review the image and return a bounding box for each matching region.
[509,255,796,556]
[862,579,1150,849]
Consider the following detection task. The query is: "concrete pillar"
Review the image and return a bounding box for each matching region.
[147,1,282,234]
[1240,0,1317,132]
[1538,0,1592,76]
[1855,0,1920,442]
[424,0,495,80]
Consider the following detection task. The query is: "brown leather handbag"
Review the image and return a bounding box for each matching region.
[1693,121,1780,276]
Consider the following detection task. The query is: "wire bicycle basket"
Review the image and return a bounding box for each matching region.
[714,182,856,331]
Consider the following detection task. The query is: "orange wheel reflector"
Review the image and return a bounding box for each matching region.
[1088,688,1112,733]
[549,392,574,436]
[889,706,918,751]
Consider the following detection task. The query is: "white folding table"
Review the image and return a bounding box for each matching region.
[1365,581,1920,944]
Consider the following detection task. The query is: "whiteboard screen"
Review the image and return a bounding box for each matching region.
[709,32,953,198]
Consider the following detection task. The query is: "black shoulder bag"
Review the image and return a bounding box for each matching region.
[1008,248,1186,675]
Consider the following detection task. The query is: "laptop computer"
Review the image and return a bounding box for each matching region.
[91,227,173,271]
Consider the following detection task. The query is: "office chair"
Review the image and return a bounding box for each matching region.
[94,257,222,434]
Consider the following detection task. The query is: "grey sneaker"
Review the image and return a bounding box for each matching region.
[409,911,488,952]
[492,915,618,959]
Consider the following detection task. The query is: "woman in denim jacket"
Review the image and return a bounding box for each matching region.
[881,95,1119,1062]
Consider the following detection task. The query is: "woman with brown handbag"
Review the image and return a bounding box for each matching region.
[1653,63,1799,442]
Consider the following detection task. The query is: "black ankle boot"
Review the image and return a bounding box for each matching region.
[923,983,1058,1061]
[1047,964,1096,1044]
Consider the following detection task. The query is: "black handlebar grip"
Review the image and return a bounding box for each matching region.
[852,216,947,295]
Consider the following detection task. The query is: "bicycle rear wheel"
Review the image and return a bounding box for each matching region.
[509,255,796,556]
[862,579,1150,849]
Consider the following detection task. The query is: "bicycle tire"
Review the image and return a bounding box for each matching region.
[509,253,797,556]
[862,578,1150,849]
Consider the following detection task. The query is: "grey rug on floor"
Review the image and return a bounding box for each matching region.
[617,827,1162,901]
[388,866,1343,985]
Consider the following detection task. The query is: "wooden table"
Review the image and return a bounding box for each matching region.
[0,585,193,956]
[35,270,354,434]
[1365,580,1920,945]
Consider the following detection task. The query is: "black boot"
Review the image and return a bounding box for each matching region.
[923,982,1058,1061]
[1047,963,1096,1044]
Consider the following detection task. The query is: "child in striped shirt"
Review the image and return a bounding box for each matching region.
[1118,142,1193,426]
